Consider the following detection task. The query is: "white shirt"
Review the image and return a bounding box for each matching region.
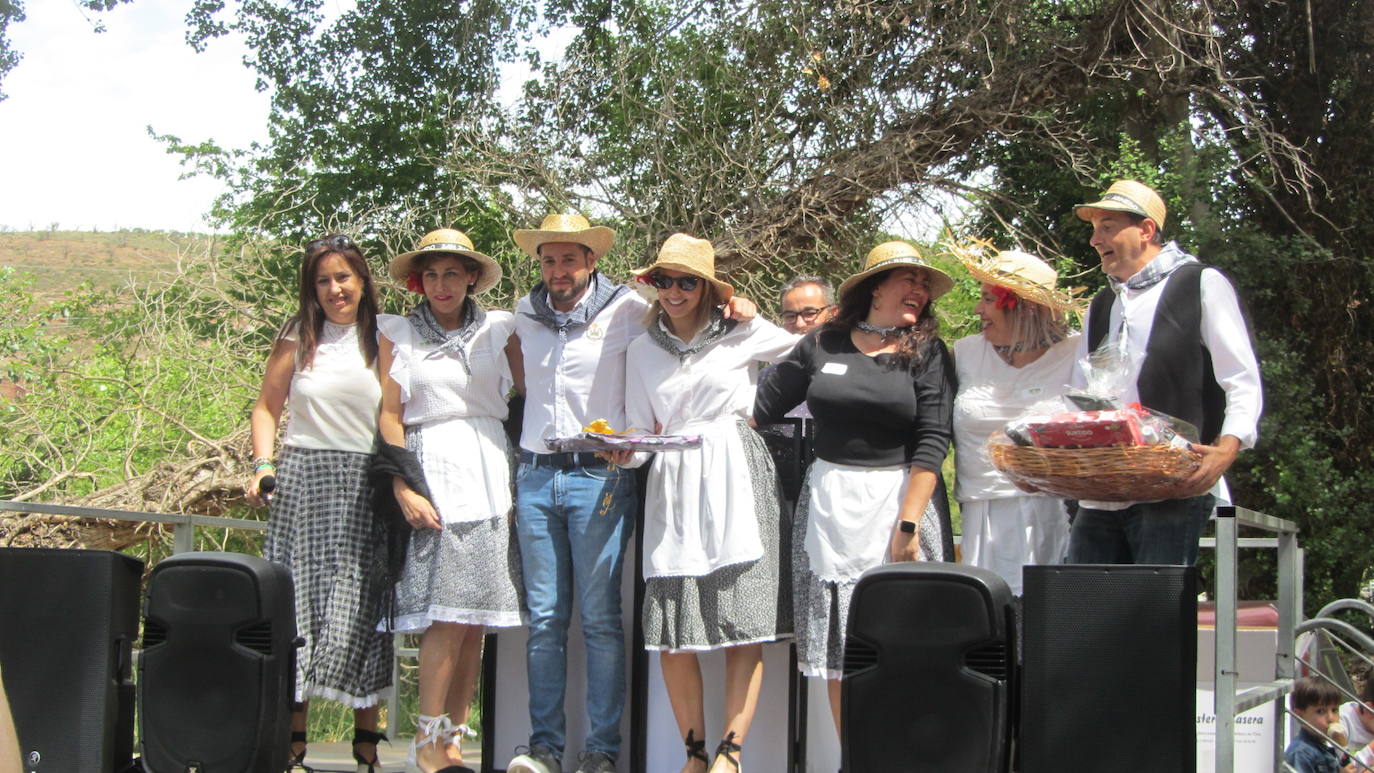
[515,286,650,453]
[953,333,1079,502]
[1071,263,1263,509]
[282,321,381,454]
[625,317,798,577]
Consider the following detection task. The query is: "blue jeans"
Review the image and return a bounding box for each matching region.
[514,458,636,759]
[1066,494,1215,565]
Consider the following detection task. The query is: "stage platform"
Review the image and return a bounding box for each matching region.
[286,739,481,772]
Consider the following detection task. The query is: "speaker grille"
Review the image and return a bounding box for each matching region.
[964,642,1009,680]
[143,619,167,648]
[235,621,274,654]
[842,638,879,672]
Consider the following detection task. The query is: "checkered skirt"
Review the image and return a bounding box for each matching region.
[264,446,393,706]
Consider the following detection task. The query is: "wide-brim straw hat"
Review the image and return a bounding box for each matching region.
[957,245,1083,314]
[513,213,616,259]
[1074,179,1167,230]
[837,240,955,303]
[630,233,734,303]
[389,228,502,294]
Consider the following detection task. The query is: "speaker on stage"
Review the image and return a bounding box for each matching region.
[1019,564,1197,773]
[842,562,1015,772]
[0,547,142,773]
[139,552,296,773]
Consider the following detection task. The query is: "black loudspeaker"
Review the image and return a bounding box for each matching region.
[842,562,1015,772]
[1020,564,1197,773]
[139,552,297,773]
[0,547,142,773]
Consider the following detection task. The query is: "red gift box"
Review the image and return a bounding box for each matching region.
[1025,410,1145,449]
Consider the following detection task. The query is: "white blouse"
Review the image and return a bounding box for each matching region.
[625,317,799,577]
[376,312,515,426]
[282,321,381,454]
[952,333,1079,502]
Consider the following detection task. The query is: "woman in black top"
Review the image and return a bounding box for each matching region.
[754,240,956,737]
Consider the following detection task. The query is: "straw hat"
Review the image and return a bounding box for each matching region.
[630,233,734,302]
[837,240,955,302]
[388,229,502,294]
[959,248,1082,314]
[1074,180,1167,230]
[513,213,616,259]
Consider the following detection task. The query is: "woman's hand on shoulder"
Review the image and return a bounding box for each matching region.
[393,480,442,530]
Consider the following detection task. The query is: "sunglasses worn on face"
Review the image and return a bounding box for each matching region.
[781,305,833,324]
[648,273,702,292]
[305,234,356,254]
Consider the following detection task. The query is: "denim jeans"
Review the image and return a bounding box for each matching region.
[514,458,636,759]
[1066,494,1215,565]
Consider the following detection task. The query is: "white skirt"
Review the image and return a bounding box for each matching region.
[958,496,1070,595]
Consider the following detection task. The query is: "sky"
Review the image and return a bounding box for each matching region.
[0,1,272,234]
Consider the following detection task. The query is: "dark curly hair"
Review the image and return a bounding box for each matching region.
[825,268,940,369]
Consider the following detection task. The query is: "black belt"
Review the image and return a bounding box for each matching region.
[518,450,605,469]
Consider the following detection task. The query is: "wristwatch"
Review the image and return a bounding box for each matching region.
[898,519,917,534]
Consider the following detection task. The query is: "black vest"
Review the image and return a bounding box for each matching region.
[1085,262,1228,444]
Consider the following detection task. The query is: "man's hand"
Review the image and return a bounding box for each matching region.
[1182,434,1241,496]
[722,295,758,322]
[598,449,635,466]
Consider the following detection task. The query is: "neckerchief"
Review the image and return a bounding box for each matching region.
[522,271,628,333]
[407,297,486,374]
[647,309,737,362]
[1110,241,1199,293]
[856,319,911,338]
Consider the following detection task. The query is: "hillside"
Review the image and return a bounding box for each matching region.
[0,229,213,296]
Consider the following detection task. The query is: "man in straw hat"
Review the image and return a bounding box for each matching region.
[506,215,756,773]
[1068,179,1262,566]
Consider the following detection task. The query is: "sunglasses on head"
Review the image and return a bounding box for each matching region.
[305,234,356,254]
[646,273,702,292]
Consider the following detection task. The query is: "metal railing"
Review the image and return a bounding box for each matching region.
[1208,504,1301,773]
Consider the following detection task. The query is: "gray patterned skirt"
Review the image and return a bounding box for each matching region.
[792,464,949,679]
[642,424,793,651]
[386,422,525,633]
[264,446,393,706]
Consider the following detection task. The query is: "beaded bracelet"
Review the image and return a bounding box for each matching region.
[252,457,276,473]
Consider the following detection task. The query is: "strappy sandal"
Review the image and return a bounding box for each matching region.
[712,730,742,772]
[684,728,709,766]
[285,730,314,772]
[408,714,476,773]
[352,727,388,773]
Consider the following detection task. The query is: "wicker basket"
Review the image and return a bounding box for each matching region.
[987,440,1201,502]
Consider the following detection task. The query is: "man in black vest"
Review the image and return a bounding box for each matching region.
[1066,180,1263,565]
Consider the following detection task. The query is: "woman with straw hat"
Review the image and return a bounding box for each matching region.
[613,233,797,773]
[952,246,1081,596]
[753,239,957,739]
[373,228,525,773]
[245,234,392,772]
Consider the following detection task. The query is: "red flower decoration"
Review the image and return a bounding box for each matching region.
[406,272,424,294]
[990,285,1019,310]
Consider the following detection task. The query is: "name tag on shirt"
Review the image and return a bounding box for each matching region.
[1021,385,1047,401]
[821,362,848,376]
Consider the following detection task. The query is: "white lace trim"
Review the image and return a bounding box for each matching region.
[383,605,526,633]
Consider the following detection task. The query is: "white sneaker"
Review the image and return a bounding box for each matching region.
[507,743,561,773]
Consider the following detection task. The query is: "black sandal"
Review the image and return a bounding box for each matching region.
[286,730,313,772]
[352,728,388,773]
[685,728,709,764]
[713,730,741,771]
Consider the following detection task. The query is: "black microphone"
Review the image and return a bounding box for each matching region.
[260,475,277,496]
